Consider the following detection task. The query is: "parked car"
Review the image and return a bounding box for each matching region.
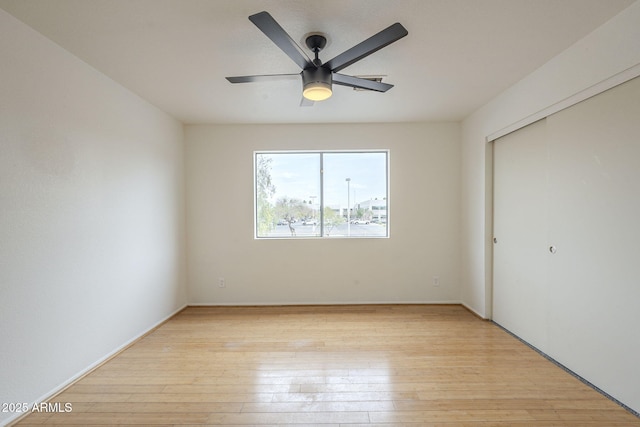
[351,219,370,225]
[303,219,317,225]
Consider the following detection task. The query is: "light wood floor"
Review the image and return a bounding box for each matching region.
[14,305,640,426]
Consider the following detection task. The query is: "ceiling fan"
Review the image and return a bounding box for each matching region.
[226,11,408,105]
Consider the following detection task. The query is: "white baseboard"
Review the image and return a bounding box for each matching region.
[461,302,489,320]
[188,300,461,306]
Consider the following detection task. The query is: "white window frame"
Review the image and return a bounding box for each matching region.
[253,149,390,239]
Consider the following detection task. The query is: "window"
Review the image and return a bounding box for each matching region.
[255,150,388,238]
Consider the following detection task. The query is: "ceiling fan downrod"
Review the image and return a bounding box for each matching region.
[305,34,327,67]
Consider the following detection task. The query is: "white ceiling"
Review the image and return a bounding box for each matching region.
[0,0,634,124]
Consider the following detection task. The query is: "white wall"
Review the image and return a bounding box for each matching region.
[0,9,187,425]
[460,0,640,318]
[186,122,460,305]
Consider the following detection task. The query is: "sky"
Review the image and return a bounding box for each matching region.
[258,151,388,209]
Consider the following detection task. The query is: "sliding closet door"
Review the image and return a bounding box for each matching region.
[493,76,640,412]
[493,119,550,349]
[545,76,640,407]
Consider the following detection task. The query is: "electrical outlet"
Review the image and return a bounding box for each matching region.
[218,277,225,288]
[433,276,440,287]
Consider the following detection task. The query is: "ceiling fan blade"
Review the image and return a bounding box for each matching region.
[332,73,394,92]
[249,11,313,70]
[324,23,408,73]
[300,97,315,107]
[226,74,300,83]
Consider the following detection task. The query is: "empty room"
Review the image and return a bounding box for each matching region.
[1,0,639,425]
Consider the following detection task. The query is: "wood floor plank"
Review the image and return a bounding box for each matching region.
[12,305,640,426]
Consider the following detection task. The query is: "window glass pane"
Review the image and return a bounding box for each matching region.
[255,150,388,239]
[256,152,321,238]
[322,152,388,237]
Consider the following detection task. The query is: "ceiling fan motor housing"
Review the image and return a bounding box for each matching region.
[302,67,332,101]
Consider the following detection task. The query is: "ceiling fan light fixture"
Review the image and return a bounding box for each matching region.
[303,82,332,101]
[302,67,332,101]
